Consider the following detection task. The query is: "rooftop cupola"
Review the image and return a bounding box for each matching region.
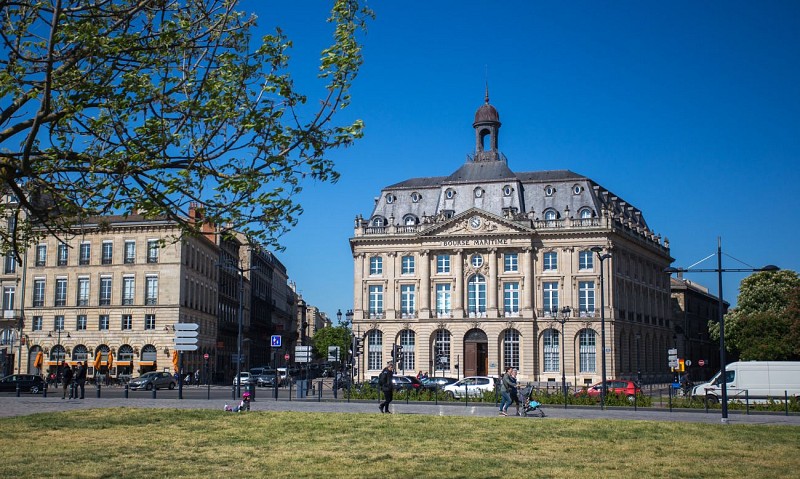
[472,86,501,161]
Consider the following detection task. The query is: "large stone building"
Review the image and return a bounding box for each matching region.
[1,204,298,383]
[350,95,675,386]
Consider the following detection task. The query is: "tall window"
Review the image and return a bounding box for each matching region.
[4,252,15,274]
[124,241,136,264]
[467,274,486,317]
[122,276,135,305]
[435,283,451,317]
[400,285,415,318]
[76,315,87,331]
[436,254,450,274]
[57,244,68,266]
[54,315,64,331]
[579,250,594,270]
[543,281,559,315]
[401,255,415,274]
[32,316,43,331]
[33,279,45,307]
[2,286,14,312]
[367,329,383,370]
[79,242,91,265]
[77,277,90,306]
[578,281,595,317]
[543,252,557,272]
[54,278,67,306]
[121,314,132,330]
[102,241,113,264]
[99,314,109,330]
[543,329,559,372]
[503,329,520,370]
[99,277,112,306]
[35,244,46,266]
[145,276,159,305]
[433,329,451,370]
[504,253,518,272]
[400,329,415,371]
[145,314,156,330]
[147,240,159,263]
[368,285,383,317]
[503,282,519,317]
[369,256,382,275]
[579,329,597,373]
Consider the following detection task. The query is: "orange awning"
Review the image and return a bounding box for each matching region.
[139,361,156,366]
[115,361,132,366]
[34,351,43,369]
[172,350,179,373]
[93,351,101,370]
[107,350,114,368]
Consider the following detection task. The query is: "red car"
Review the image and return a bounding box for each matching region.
[577,380,641,401]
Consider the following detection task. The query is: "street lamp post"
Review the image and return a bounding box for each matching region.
[635,333,642,386]
[664,237,778,423]
[48,329,70,381]
[219,260,257,399]
[590,246,612,410]
[558,306,571,408]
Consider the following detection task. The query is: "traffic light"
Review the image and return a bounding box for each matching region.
[392,344,404,362]
[354,337,364,356]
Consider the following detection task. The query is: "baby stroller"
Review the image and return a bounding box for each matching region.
[518,385,545,417]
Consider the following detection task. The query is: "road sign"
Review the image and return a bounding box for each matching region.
[174,323,199,331]
[668,348,678,356]
[698,359,706,367]
[174,344,198,351]
[295,345,312,363]
[284,353,290,361]
[271,335,282,347]
[668,359,679,368]
[328,346,340,362]
[173,337,199,344]
[175,330,199,338]
[204,353,209,360]
[685,359,692,367]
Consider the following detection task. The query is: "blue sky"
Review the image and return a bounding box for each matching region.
[243,0,800,319]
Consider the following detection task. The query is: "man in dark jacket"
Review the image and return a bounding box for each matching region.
[61,364,74,399]
[378,362,394,413]
[75,361,87,399]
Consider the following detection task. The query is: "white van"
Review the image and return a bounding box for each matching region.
[692,361,800,403]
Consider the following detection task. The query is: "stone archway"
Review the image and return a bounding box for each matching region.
[464,328,488,377]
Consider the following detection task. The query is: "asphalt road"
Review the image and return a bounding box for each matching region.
[2,388,799,426]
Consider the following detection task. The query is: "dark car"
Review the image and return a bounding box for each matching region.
[420,376,458,391]
[128,371,176,391]
[402,375,424,391]
[0,374,46,394]
[368,375,415,391]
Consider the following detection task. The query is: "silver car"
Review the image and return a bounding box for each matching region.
[128,371,176,391]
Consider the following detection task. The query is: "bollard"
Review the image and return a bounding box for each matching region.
[16,383,21,397]
[43,382,48,398]
[124,383,129,399]
[96,382,101,398]
[232,384,236,400]
[333,379,338,399]
[70,382,76,399]
[152,386,157,399]
[318,381,322,402]
[249,383,255,402]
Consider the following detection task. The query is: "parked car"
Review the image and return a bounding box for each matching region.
[443,376,497,398]
[128,371,176,391]
[402,375,424,391]
[577,379,641,401]
[233,372,254,387]
[420,376,458,391]
[0,374,46,394]
[368,375,416,391]
[250,368,277,387]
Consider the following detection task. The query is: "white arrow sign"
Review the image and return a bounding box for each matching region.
[175,330,199,338]
[173,337,199,344]
[174,344,198,351]
[174,323,199,331]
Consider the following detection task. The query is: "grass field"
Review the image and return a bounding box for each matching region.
[1,408,798,478]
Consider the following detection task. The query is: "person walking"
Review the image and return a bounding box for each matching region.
[74,361,87,399]
[61,364,74,400]
[378,362,394,413]
[508,369,521,416]
[499,367,513,416]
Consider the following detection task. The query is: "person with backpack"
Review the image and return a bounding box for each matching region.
[61,364,74,400]
[378,362,394,413]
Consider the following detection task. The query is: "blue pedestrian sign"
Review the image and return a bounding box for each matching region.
[271,335,282,347]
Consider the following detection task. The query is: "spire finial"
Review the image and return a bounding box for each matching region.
[485,81,490,104]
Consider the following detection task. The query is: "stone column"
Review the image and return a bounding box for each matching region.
[386,252,396,318]
[420,250,430,319]
[522,248,534,314]
[453,249,464,317]
[487,248,497,317]
[353,253,364,316]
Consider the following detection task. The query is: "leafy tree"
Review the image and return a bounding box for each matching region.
[710,270,800,359]
[0,0,372,258]
[311,325,351,362]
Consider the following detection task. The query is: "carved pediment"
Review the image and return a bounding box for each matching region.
[420,208,534,238]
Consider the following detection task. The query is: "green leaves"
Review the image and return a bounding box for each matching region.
[0,0,372,255]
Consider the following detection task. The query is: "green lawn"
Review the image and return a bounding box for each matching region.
[1,408,798,478]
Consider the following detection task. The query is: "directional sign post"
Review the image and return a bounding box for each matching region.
[173,323,199,351]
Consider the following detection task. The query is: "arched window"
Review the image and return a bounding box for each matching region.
[503,329,520,370]
[543,329,560,372]
[579,208,593,219]
[71,344,89,362]
[367,329,383,371]
[400,329,415,371]
[467,274,486,317]
[433,329,451,370]
[403,215,418,226]
[50,345,66,362]
[579,329,597,373]
[371,216,386,227]
[544,209,558,227]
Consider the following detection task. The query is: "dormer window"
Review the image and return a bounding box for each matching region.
[445,189,455,199]
[545,185,555,197]
[573,185,583,195]
[474,187,483,198]
[503,185,513,196]
[385,193,396,204]
[579,208,593,219]
[411,192,421,203]
[371,216,386,227]
[403,215,418,226]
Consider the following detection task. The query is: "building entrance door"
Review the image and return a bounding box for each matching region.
[463,329,488,377]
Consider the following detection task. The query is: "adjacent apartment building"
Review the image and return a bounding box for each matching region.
[350,94,675,386]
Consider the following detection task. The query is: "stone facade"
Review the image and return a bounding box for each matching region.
[350,95,675,386]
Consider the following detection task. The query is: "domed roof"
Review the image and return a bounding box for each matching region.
[473,87,500,126]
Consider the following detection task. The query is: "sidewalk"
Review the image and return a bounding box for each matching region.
[1,395,799,426]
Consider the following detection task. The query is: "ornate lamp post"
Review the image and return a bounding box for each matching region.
[665,237,778,423]
[590,246,612,410]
